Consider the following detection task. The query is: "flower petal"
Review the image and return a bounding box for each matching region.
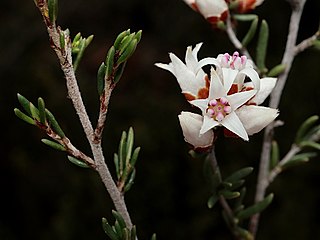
[190,99,209,114]
[250,77,277,105]
[178,111,214,148]
[209,68,227,99]
[227,90,257,110]
[239,67,260,90]
[221,111,249,141]
[200,115,219,134]
[196,0,228,18]
[235,105,279,135]
[222,68,239,93]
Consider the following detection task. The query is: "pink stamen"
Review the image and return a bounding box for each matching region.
[241,55,247,65]
[216,112,224,122]
[224,106,231,113]
[209,99,217,106]
[207,108,215,116]
[220,97,228,105]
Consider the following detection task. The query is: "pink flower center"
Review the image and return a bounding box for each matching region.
[206,97,231,122]
[219,52,247,70]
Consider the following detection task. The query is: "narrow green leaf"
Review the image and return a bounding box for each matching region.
[117,39,138,64]
[228,180,245,191]
[151,233,157,240]
[67,156,89,168]
[299,141,320,150]
[114,153,120,179]
[235,227,254,240]
[233,14,258,21]
[130,147,140,168]
[102,218,119,240]
[112,210,127,230]
[114,29,131,50]
[85,35,94,47]
[38,97,46,124]
[48,0,58,23]
[30,102,40,121]
[241,17,258,47]
[119,33,135,54]
[282,152,317,169]
[130,226,136,240]
[256,20,269,72]
[234,187,246,213]
[72,32,81,46]
[134,30,142,43]
[207,194,219,209]
[304,125,320,140]
[114,220,123,239]
[59,31,65,50]
[124,168,136,192]
[270,140,280,170]
[219,190,240,199]
[14,108,35,125]
[41,139,66,151]
[113,62,126,84]
[295,115,319,143]
[45,109,65,137]
[119,131,127,174]
[225,167,254,183]
[313,40,320,50]
[125,127,134,165]
[105,46,115,79]
[237,193,274,220]
[122,228,130,240]
[73,40,86,72]
[17,93,31,115]
[97,62,107,96]
[267,64,286,77]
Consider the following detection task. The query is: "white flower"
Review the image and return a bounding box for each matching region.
[182,0,229,26]
[178,111,214,149]
[191,68,257,141]
[155,43,209,101]
[236,105,278,135]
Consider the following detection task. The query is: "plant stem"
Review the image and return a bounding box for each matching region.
[249,0,307,236]
[36,4,133,229]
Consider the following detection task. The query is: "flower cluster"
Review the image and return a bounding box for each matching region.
[156,43,278,150]
[183,0,265,26]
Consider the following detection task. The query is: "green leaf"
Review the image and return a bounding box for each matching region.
[117,39,138,65]
[134,30,142,43]
[130,226,136,240]
[73,39,86,72]
[14,108,35,125]
[85,35,94,47]
[130,147,140,168]
[235,227,254,240]
[102,218,119,240]
[267,64,286,77]
[234,187,246,213]
[237,193,274,220]
[114,29,131,50]
[119,33,135,54]
[105,46,115,79]
[207,194,219,209]
[97,62,107,96]
[227,180,245,191]
[225,167,253,183]
[38,97,46,124]
[122,228,130,240]
[219,190,240,199]
[282,152,317,169]
[45,109,65,137]
[41,139,66,151]
[241,17,258,47]
[112,210,127,230]
[30,102,40,121]
[119,130,127,174]
[124,168,136,192]
[295,115,319,143]
[59,31,65,50]
[17,93,32,115]
[113,62,126,84]
[150,233,157,240]
[256,20,269,73]
[270,140,280,170]
[48,0,58,23]
[125,127,134,165]
[313,40,320,50]
[299,141,320,150]
[114,153,120,179]
[114,220,123,239]
[67,156,90,168]
[233,14,258,21]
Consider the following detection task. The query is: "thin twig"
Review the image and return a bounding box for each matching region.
[35,2,133,229]
[225,16,256,68]
[249,0,307,236]
[294,30,320,55]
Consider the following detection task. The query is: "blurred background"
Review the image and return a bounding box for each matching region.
[1,0,320,239]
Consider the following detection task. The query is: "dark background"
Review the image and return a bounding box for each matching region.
[1,0,320,239]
